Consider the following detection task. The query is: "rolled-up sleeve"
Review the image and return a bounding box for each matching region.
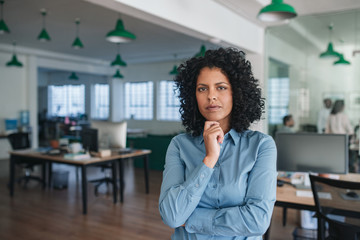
[159,138,214,228]
[185,136,277,236]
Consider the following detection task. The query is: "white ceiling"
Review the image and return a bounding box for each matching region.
[1,0,360,65]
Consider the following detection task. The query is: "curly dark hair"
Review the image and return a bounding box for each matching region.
[174,47,264,136]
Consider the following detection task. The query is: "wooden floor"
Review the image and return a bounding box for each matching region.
[0,159,301,240]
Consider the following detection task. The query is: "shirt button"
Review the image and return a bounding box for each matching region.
[200,173,204,178]
[195,183,199,188]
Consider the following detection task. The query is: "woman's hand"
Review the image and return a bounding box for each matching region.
[203,121,224,168]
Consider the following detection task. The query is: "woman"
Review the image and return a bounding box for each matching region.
[159,48,277,240]
[325,100,353,135]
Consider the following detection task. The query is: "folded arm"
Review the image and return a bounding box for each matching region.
[185,136,277,236]
[159,138,214,228]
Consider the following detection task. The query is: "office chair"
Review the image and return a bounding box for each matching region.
[81,128,115,196]
[309,175,360,240]
[8,132,45,187]
[89,164,114,196]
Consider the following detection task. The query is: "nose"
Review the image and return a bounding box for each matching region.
[207,88,217,101]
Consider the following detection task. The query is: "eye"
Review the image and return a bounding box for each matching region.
[218,86,227,90]
[198,87,207,92]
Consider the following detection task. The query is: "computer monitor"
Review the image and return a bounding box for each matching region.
[80,128,98,152]
[91,121,127,149]
[275,133,348,174]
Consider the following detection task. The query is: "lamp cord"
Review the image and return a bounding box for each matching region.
[356,12,358,50]
[75,18,80,37]
[42,11,46,28]
[0,1,3,19]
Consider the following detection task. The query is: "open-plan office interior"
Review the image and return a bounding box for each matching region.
[0,0,360,239]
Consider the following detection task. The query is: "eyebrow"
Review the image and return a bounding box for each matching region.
[196,82,230,86]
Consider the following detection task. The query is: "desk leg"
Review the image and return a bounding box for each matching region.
[9,155,15,197]
[81,166,87,215]
[42,161,46,189]
[282,207,287,226]
[48,162,52,188]
[118,159,124,203]
[144,155,149,194]
[111,162,117,204]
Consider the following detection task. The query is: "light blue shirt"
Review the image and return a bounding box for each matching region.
[159,129,277,240]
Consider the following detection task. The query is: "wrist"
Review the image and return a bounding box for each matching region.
[203,156,217,168]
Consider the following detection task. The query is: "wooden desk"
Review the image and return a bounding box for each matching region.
[264,174,360,240]
[276,173,360,210]
[9,149,151,214]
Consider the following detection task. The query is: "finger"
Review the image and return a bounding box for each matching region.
[216,130,224,144]
[205,125,224,144]
[204,121,220,130]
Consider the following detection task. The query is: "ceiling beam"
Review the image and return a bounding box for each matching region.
[86,0,265,54]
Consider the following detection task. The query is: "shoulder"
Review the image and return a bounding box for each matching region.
[240,129,272,139]
[237,130,275,146]
[170,132,199,146]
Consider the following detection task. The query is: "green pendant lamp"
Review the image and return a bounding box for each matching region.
[169,65,178,75]
[69,72,79,80]
[113,69,124,79]
[6,41,23,67]
[72,18,84,49]
[169,54,178,75]
[0,0,10,34]
[111,43,127,67]
[257,0,297,22]
[194,45,206,58]
[319,25,340,58]
[37,9,51,42]
[334,54,351,65]
[319,42,340,58]
[106,18,136,43]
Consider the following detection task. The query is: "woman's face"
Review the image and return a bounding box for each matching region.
[196,67,233,129]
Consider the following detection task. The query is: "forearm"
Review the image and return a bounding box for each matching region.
[185,190,276,236]
[159,163,214,228]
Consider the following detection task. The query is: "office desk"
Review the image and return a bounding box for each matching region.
[276,174,360,209]
[9,149,151,214]
[265,174,360,240]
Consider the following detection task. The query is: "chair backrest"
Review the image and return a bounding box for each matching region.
[309,175,360,240]
[7,132,30,150]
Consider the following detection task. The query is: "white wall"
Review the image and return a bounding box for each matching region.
[0,52,28,133]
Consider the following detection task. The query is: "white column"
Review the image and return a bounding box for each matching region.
[27,55,38,148]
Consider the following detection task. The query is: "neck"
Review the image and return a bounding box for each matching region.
[219,121,231,134]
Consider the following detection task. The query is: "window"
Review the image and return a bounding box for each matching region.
[93,84,109,119]
[124,81,153,120]
[48,85,85,117]
[158,80,181,121]
[268,77,289,124]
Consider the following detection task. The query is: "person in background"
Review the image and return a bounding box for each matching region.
[325,100,354,135]
[277,114,295,133]
[317,98,332,133]
[159,48,277,239]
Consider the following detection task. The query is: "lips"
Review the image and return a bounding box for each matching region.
[206,105,221,111]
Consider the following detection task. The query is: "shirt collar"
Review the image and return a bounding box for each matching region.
[198,128,239,145]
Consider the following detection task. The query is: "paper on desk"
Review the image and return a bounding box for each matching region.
[296,190,332,200]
